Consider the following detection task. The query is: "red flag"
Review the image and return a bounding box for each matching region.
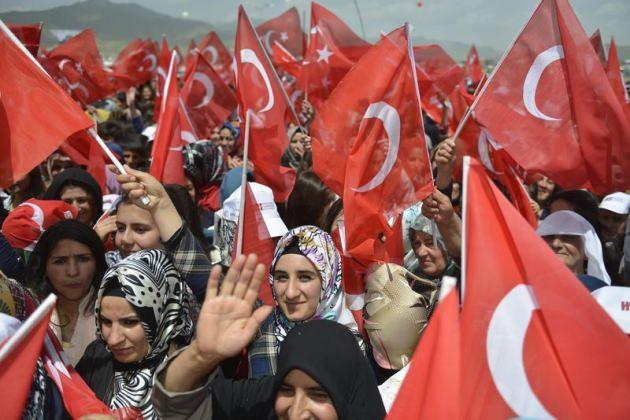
[154,35,171,120]
[43,330,113,418]
[387,281,460,419]
[0,295,55,419]
[112,38,158,88]
[413,44,464,96]
[149,52,186,185]
[272,41,301,78]
[231,183,275,305]
[463,44,484,86]
[460,157,630,418]
[473,0,630,193]
[59,131,108,193]
[184,39,197,72]
[589,28,607,65]
[606,37,629,105]
[0,22,94,188]
[198,31,234,86]
[312,26,434,263]
[300,2,369,107]
[181,50,238,136]
[235,5,298,202]
[256,7,304,58]
[8,22,42,57]
[46,29,119,105]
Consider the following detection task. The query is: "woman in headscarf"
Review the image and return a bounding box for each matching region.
[44,167,103,227]
[537,210,611,291]
[281,126,312,170]
[26,219,107,366]
[248,225,363,378]
[152,254,385,420]
[76,249,195,419]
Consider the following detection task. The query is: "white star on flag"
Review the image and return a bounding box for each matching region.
[280,32,289,42]
[317,45,334,63]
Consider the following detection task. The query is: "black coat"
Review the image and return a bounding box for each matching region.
[75,340,114,405]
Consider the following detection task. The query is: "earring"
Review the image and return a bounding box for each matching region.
[104,344,111,353]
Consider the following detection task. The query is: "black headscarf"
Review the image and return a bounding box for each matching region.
[273,320,385,420]
[44,167,103,225]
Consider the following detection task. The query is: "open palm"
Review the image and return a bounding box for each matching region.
[194,255,273,361]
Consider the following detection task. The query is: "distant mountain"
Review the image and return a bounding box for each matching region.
[0,0,218,59]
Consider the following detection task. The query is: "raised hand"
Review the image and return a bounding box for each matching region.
[161,254,273,393]
[94,215,117,242]
[193,254,272,363]
[434,138,456,190]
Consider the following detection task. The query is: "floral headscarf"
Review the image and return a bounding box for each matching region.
[270,226,359,350]
[95,249,195,420]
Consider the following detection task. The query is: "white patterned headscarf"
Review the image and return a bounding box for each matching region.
[95,249,194,419]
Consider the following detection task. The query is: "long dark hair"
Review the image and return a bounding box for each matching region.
[284,171,336,230]
[26,220,106,316]
[165,184,210,253]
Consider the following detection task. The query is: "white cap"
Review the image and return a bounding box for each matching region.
[591,286,630,334]
[599,192,630,215]
[222,182,288,238]
[142,124,157,142]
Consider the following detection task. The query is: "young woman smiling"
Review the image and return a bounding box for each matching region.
[248,225,363,378]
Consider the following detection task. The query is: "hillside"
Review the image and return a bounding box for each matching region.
[0,0,219,59]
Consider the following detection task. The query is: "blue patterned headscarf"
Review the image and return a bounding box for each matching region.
[269,226,358,349]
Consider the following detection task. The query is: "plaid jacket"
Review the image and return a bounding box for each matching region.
[247,313,277,379]
[164,224,213,302]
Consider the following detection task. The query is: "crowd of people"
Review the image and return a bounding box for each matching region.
[2,4,630,420]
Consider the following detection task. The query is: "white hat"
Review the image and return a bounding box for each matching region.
[591,286,630,334]
[222,182,288,238]
[599,192,630,215]
[537,210,611,285]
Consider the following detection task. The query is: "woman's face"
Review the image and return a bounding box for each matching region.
[115,203,162,258]
[45,239,95,302]
[99,296,150,363]
[210,126,221,145]
[273,254,321,322]
[536,177,555,203]
[141,86,153,100]
[275,369,338,420]
[411,231,447,276]
[219,128,235,154]
[542,234,585,274]
[60,185,96,225]
[289,134,303,155]
[599,209,627,241]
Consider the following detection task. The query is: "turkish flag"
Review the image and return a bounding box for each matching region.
[184,39,197,73]
[112,38,158,88]
[154,35,172,120]
[589,28,607,65]
[149,52,186,185]
[272,41,301,78]
[413,44,463,97]
[312,26,434,263]
[300,2,368,107]
[387,283,460,419]
[235,5,297,202]
[0,295,55,419]
[46,29,120,105]
[606,38,629,105]
[473,0,630,193]
[7,22,42,57]
[256,6,304,58]
[198,31,234,86]
[0,22,94,188]
[181,50,238,136]
[43,330,112,418]
[59,131,108,193]
[231,183,275,306]
[460,157,630,418]
[463,44,484,86]
[178,101,201,143]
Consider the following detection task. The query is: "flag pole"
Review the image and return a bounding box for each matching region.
[236,109,252,257]
[0,294,57,363]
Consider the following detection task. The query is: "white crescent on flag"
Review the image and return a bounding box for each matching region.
[191,72,215,109]
[240,48,275,113]
[523,45,564,122]
[354,102,401,193]
[486,284,553,419]
[202,45,219,65]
